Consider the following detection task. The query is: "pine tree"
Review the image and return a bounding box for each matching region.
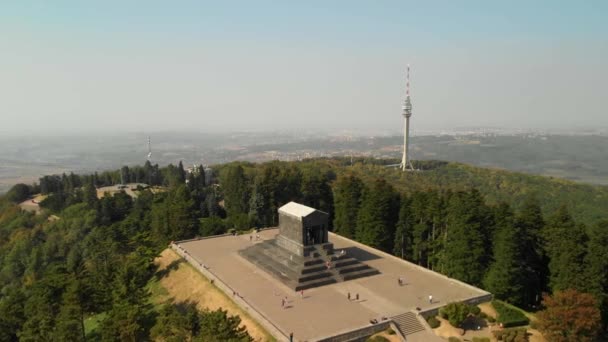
[441,190,487,286]
[333,174,364,238]
[409,192,431,267]
[177,161,186,184]
[516,195,547,306]
[54,279,86,342]
[583,220,608,325]
[355,178,399,252]
[83,180,98,209]
[219,164,250,217]
[393,195,413,259]
[543,205,587,292]
[300,169,333,221]
[483,203,526,306]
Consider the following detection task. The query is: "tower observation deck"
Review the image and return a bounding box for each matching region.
[401,65,415,171]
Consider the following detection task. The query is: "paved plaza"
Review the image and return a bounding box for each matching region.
[178,229,490,341]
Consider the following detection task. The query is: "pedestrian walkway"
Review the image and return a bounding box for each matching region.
[177,229,490,341]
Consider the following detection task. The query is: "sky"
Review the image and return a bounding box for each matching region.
[1,1,607,134]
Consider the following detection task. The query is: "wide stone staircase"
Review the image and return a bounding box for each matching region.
[391,312,426,337]
[239,240,379,291]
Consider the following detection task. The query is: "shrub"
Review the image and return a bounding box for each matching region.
[365,336,389,342]
[440,302,471,327]
[427,316,440,329]
[487,316,496,323]
[448,337,461,342]
[493,328,528,342]
[492,300,529,328]
[479,311,488,319]
[386,328,395,335]
[472,338,491,342]
[6,183,30,203]
[470,305,481,316]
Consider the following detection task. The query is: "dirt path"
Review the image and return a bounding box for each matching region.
[153,249,273,341]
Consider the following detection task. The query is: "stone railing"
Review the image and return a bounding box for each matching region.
[171,242,290,342]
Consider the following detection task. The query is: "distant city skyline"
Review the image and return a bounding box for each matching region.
[1,1,607,134]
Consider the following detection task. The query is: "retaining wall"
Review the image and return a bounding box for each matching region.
[171,242,290,341]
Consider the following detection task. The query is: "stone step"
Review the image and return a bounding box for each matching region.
[297,269,334,283]
[239,239,380,291]
[301,263,328,274]
[391,312,426,336]
[341,268,380,281]
[294,276,337,291]
[241,247,338,290]
[336,264,372,275]
[333,258,359,268]
[240,249,299,281]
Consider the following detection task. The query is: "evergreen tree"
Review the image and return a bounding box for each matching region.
[332,174,364,238]
[83,181,98,209]
[54,279,86,342]
[543,205,587,292]
[408,192,431,267]
[355,178,399,252]
[150,185,197,242]
[249,165,281,227]
[583,220,608,326]
[483,203,526,306]
[441,190,487,286]
[177,161,186,184]
[6,183,30,203]
[393,195,413,259]
[150,304,192,341]
[300,169,334,222]
[516,195,547,306]
[197,308,252,342]
[0,286,26,342]
[219,164,250,217]
[248,182,265,228]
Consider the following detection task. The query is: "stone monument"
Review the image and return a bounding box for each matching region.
[240,202,379,291]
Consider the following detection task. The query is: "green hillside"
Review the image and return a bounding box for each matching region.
[337,160,608,225]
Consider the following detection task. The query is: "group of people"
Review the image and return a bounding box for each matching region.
[347,292,360,301]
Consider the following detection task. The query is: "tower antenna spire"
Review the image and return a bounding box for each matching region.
[400,64,415,171]
[147,136,152,162]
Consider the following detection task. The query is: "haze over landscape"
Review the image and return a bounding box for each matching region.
[2,2,608,342]
[1,1,607,134]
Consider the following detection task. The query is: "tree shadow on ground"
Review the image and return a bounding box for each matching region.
[461,315,488,332]
[340,246,382,261]
[155,259,184,280]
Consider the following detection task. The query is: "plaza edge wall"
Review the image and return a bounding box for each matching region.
[170,240,290,342]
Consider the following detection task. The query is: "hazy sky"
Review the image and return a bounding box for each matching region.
[1,1,607,134]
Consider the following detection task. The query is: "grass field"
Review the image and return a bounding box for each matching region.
[151,248,275,341]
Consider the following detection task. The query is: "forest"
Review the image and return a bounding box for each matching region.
[0,158,607,341]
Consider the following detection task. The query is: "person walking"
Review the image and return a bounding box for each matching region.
[282,298,285,308]
[300,290,304,299]
[356,293,359,301]
[347,292,351,301]
[429,294,433,304]
[289,332,293,342]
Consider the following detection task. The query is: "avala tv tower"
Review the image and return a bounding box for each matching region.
[400,64,415,171]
